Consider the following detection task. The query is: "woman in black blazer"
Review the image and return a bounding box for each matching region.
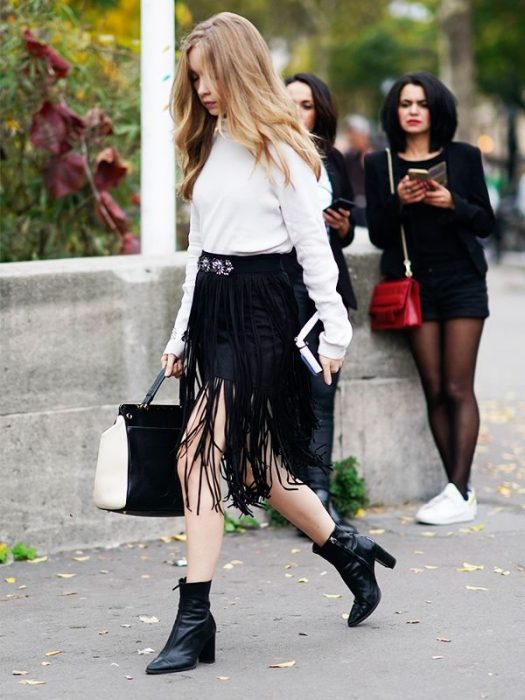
[285,73,357,533]
[365,72,494,526]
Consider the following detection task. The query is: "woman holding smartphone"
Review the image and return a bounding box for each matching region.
[285,73,357,533]
[146,13,396,675]
[365,72,494,526]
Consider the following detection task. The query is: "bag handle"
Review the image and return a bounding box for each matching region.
[141,370,187,408]
[386,148,413,278]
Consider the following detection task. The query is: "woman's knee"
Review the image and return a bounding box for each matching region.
[444,378,475,405]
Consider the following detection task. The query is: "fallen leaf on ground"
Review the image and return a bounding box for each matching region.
[457,562,484,572]
[290,548,301,554]
[437,637,451,643]
[297,578,308,583]
[12,670,28,676]
[432,656,444,660]
[368,528,385,535]
[173,534,186,542]
[137,648,155,655]
[41,662,51,667]
[60,591,77,596]
[125,675,133,680]
[354,508,367,518]
[72,556,90,562]
[341,613,349,620]
[322,593,342,599]
[121,624,131,628]
[223,563,234,570]
[19,680,46,686]
[406,619,421,624]
[421,532,436,538]
[468,523,485,532]
[269,660,296,668]
[217,676,231,681]
[141,575,151,579]
[493,567,510,576]
[139,616,159,624]
[98,630,109,635]
[410,568,424,574]
[99,570,109,574]
[4,577,16,584]
[55,573,76,579]
[27,556,48,564]
[230,560,243,565]
[285,574,293,578]
[424,565,439,570]
[44,650,61,657]
[465,586,489,591]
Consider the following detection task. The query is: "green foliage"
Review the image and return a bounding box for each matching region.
[10,542,38,561]
[223,512,260,534]
[265,504,290,527]
[0,543,9,564]
[0,0,140,261]
[329,456,368,517]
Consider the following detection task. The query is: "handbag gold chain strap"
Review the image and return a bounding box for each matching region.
[386,148,413,278]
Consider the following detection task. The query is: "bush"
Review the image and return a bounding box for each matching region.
[330,456,368,517]
[0,1,140,261]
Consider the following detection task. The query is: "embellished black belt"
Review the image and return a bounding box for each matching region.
[197,251,285,276]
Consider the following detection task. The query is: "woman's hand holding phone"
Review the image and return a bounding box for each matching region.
[423,180,455,209]
[323,206,351,236]
[397,174,428,205]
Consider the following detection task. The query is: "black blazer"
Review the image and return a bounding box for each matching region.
[364,142,495,278]
[284,147,357,310]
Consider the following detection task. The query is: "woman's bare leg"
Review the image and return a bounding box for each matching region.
[265,466,335,546]
[177,385,227,583]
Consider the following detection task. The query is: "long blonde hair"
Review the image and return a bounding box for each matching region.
[172,12,321,201]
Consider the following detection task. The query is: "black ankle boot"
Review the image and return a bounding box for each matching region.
[146,578,216,674]
[313,488,358,535]
[313,527,396,627]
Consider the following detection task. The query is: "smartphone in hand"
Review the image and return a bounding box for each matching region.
[323,197,355,213]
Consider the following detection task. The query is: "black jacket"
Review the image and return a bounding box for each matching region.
[285,147,357,309]
[365,142,495,278]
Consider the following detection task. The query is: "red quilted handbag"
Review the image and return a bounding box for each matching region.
[369,148,422,331]
[369,277,421,330]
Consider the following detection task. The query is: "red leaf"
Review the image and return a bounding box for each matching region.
[56,103,85,141]
[22,28,70,80]
[30,101,69,154]
[121,233,140,254]
[84,107,113,138]
[130,193,141,206]
[95,191,129,235]
[44,152,86,198]
[94,147,127,191]
[30,102,84,154]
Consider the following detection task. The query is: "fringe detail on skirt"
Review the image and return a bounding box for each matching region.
[177,259,325,516]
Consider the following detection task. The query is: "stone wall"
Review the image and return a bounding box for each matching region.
[0,245,442,552]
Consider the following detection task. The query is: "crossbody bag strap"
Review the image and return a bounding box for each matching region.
[141,371,187,408]
[385,148,413,278]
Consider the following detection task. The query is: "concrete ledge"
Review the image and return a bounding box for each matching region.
[0,249,442,551]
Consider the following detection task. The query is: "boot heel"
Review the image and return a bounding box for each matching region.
[374,544,396,569]
[198,633,215,664]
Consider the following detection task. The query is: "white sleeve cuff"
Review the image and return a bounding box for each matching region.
[163,337,186,359]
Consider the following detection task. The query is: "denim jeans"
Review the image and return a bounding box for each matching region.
[292,275,340,490]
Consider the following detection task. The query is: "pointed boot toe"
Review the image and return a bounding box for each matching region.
[313,527,395,627]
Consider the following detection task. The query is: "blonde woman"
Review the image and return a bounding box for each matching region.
[147,12,396,675]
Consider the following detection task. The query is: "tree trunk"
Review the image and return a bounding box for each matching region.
[438,0,476,143]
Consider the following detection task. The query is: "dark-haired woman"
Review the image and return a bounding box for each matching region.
[365,72,494,526]
[285,73,357,533]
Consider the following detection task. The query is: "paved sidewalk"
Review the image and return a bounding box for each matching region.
[2,394,524,700]
[2,263,524,700]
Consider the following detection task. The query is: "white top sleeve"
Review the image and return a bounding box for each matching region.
[163,203,202,358]
[273,146,353,359]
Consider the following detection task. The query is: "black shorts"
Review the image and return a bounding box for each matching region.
[414,259,489,322]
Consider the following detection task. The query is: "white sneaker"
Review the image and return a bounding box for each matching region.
[416,483,477,525]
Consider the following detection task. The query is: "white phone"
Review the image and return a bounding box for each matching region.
[295,312,323,376]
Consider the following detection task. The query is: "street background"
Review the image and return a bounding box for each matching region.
[2,257,524,699]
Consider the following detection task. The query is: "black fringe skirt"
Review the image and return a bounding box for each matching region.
[178,251,324,515]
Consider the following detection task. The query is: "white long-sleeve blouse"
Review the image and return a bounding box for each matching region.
[164,126,353,360]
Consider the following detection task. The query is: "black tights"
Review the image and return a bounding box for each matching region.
[408,319,484,497]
